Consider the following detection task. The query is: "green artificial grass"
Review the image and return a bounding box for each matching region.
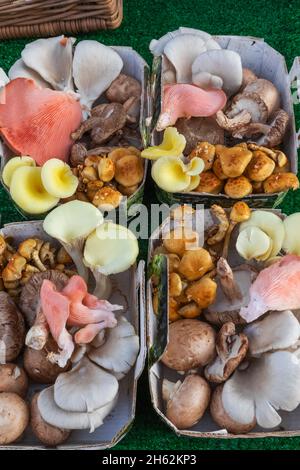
[0,0,300,451]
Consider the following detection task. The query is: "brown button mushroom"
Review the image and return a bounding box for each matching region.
[219,146,252,178]
[195,171,223,194]
[0,392,29,444]
[188,142,215,171]
[31,393,71,446]
[23,337,71,384]
[210,385,256,434]
[163,375,211,429]
[178,248,214,281]
[178,302,201,319]
[246,150,275,182]
[161,319,216,371]
[205,322,248,383]
[0,291,25,362]
[108,146,141,163]
[186,277,217,308]
[19,270,69,326]
[263,172,299,194]
[163,229,199,257]
[224,176,252,199]
[0,364,28,397]
[114,154,144,187]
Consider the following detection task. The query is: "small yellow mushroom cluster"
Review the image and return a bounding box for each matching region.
[2,157,78,214]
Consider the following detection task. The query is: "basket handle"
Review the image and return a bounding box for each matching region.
[289,57,300,148]
[134,260,147,380]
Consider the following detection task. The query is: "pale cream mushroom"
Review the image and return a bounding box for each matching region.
[162,375,211,429]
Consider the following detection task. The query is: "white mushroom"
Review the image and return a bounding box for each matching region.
[88,316,139,379]
[221,351,300,429]
[8,58,50,88]
[21,35,75,92]
[192,49,243,96]
[149,28,220,56]
[54,357,118,413]
[43,200,103,281]
[83,222,139,299]
[38,385,117,432]
[244,310,300,356]
[73,41,123,113]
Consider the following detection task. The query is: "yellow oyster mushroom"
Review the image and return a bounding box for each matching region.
[151,156,204,193]
[184,175,201,192]
[41,158,78,198]
[141,127,186,160]
[10,166,59,214]
[2,156,36,187]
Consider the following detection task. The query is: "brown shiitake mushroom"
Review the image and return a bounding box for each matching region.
[224,176,252,199]
[163,375,211,429]
[0,291,25,361]
[212,157,228,180]
[186,277,217,308]
[178,248,213,281]
[163,229,199,257]
[263,172,299,193]
[176,116,224,155]
[114,154,144,187]
[188,142,215,170]
[195,171,223,194]
[0,392,29,444]
[0,364,28,397]
[30,393,71,446]
[246,151,275,182]
[210,386,256,434]
[219,146,252,178]
[178,302,202,319]
[161,319,216,371]
[23,337,70,384]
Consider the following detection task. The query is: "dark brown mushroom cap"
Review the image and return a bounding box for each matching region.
[31,393,71,446]
[176,117,224,155]
[205,322,249,383]
[210,385,256,435]
[166,375,211,430]
[161,319,216,371]
[0,292,25,362]
[23,337,71,384]
[105,74,142,103]
[19,270,69,326]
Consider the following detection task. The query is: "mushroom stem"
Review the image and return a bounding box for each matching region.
[215,109,252,132]
[61,240,89,283]
[25,309,49,350]
[217,258,242,301]
[92,270,112,300]
[162,379,181,402]
[222,221,236,259]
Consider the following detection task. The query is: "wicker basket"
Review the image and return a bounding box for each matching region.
[0,0,123,39]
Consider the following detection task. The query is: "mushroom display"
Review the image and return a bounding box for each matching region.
[162,375,211,429]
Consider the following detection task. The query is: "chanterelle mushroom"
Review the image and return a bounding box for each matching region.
[162,375,211,429]
[205,322,248,383]
[88,316,139,380]
[219,351,300,429]
[43,201,103,281]
[244,310,300,356]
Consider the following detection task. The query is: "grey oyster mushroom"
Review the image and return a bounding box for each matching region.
[205,322,248,383]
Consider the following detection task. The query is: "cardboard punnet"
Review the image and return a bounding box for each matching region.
[150,36,300,208]
[0,221,146,450]
[147,208,300,438]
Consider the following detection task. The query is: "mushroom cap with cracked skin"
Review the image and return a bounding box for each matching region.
[166,375,211,429]
[0,291,25,362]
[19,270,69,326]
[161,319,216,371]
[23,337,71,384]
[210,385,256,435]
[195,171,223,194]
[224,176,252,199]
[31,393,71,446]
[178,248,214,281]
[0,392,29,444]
[0,364,28,397]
